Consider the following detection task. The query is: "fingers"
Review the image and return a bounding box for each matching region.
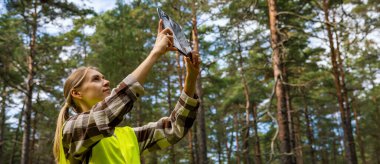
[194,53,200,68]
[190,51,200,67]
[162,33,175,52]
[158,19,163,33]
[161,28,174,36]
[185,56,192,67]
[166,35,174,47]
[185,51,200,69]
[158,28,174,46]
[167,47,177,51]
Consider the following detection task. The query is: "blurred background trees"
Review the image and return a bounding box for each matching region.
[0,0,378,163]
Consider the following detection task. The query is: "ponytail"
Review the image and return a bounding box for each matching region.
[53,101,70,162]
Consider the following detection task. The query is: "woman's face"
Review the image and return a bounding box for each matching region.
[77,69,111,108]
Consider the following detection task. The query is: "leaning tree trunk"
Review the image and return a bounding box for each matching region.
[266,0,293,163]
[22,1,38,163]
[192,2,207,163]
[322,1,357,163]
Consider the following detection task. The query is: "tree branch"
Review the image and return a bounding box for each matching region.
[277,11,335,26]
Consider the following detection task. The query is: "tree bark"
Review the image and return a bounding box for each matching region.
[292,111,302,164]
[222,117,233,164]
[193,124,199,164]
[284,85,302,164]
[283,68,299,164]
[225,117,233,164]
[192,2,207,163]
[233,111,241,164]
[266,0,293,163]
[21,1,38,163]
[352,99,366,164]
[332,135,337,163]
[252,104,262,164]
[10,99,26,164]
[0,85,7,161]
[30,110,38,164]
[322,1,357,163]
[321,144,329,164]
[301,90,316,164]
[216,126,223,164]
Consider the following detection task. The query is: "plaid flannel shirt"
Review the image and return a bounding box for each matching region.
[62,74,199,162]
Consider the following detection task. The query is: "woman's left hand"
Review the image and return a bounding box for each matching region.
[183,51,201,97]
[152,19,177,56]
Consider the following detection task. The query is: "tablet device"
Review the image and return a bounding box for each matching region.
[157,8,192,57]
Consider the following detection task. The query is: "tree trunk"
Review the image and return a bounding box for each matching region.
[285,86,302,164]
[375,147,380,164]
[321,144,329,164]
[352,99,366,164]
[292,111,303,164]
[301,90,316,164]
[30,110,38,164]
[252,104,262,164]
[0,85,7,161]
[192,2,207,163]
[322,1,357,163]
[266,0,293,163]
[10,99,26,164]
[236,24,251,164]
[216,127,223,164]
[225,118,233,164]
[332,135,337,164]
[166,58,176,164]
[21,1,38,163]
[233,111,241,164]
[283,67,299,164]
[193,125,199,164]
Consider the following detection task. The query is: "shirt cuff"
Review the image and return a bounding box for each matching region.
[180,91,199,110]
[122,74,145,98]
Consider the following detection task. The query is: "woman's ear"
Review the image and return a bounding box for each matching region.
[71,89,83,99]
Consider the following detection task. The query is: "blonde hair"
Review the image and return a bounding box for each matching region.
[53,66,95,161]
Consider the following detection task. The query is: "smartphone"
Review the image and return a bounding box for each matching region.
[157,8,192,58]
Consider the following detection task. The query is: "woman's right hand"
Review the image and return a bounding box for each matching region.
[151,19,177,56]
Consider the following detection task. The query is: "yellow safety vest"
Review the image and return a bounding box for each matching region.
[60,126,140,164]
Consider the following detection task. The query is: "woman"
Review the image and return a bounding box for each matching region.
[53,19,200,163]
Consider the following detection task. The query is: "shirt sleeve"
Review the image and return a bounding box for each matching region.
[62,74,145,161]
[133,92,199,155]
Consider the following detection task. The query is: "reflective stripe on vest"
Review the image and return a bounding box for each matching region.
[60,126,140,164]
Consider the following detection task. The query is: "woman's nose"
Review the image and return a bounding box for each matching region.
[104,79,110,87]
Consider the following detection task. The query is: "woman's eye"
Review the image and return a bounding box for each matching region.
[93,76,100,81]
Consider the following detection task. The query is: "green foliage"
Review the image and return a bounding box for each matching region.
[0,0,379,163]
